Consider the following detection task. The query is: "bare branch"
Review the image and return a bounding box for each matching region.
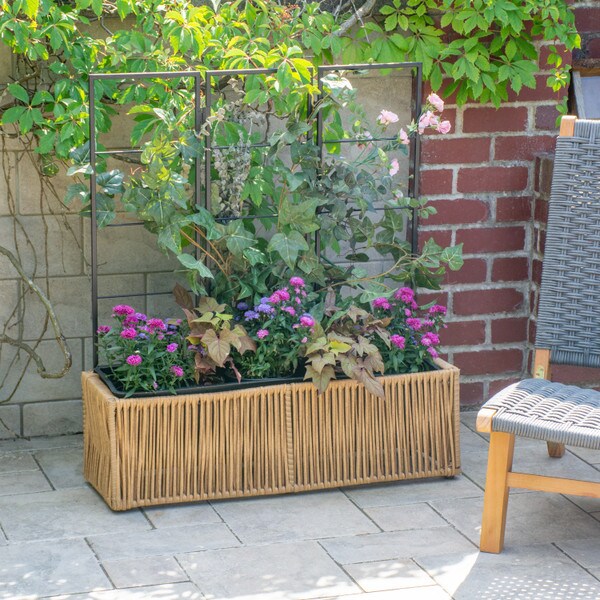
[334,0,377,36]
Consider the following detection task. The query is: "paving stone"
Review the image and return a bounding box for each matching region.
[363,503,447,532]
[88,523,239,561]
[102,555,188,588]
[320,527,475,565]
[568,446,600,464]
[0,487,149,542]
[39,582,203,600]
[0,470,52,496]
[345,476,482,509]
[212,491,379,544]
[178,540,360,600]
[320,588,452,600]
[419,544,600,600]
[0,451,38,473]
[431,492,600,547]
[556,537,600,569]
[343,558,434,592]
[34,446,85,488]
[0,434,83,453]
[23,400,83,437]
[0,538,111,598]
[142,503,221,528]
[459,411,479,432]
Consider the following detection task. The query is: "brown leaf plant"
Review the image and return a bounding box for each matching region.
[173,285,256,383]
[303,295,390,398]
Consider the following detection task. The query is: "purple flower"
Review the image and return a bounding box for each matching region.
[290,276,305,288]
[427,347,439,358]
[404,309,412,317]
[390,334,406,349]
[166,343,178,353]
[299,314,315,328]
[97,325,111,334]
[256,303,275,314]
[244,310,260,321]
[257,329,269,339]
[406,318,422,331]
[113,304,135,316]
[126,354,142,366]
[421,332,440,347]
[147,318,166,332]
[171,365,184,377]
[123,315,139,327]
[236,301,249,311]
[394,287,415,304]
[152,381,158,390]
[120,328,137,339]
[137,333,148,340]
[372,297,391,310]
[135,312,147,321]
[429,304,447,315]
[282,306,296,316]
[187,344,198,351]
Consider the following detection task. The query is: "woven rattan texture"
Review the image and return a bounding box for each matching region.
[536,120,600,368]
[484,378,600,449]
[83,362,460,510]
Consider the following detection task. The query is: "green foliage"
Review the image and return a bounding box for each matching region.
[346,0,579,107]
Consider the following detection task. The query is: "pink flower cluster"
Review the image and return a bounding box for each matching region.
[418,93,451,134]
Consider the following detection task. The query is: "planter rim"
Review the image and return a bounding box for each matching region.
[86,358,458,403]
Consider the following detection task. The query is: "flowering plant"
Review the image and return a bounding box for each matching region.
[370,287,446,374]
[234,276,318,379]
[96,305,194,397]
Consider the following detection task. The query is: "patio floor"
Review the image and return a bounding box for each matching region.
[2,413,600,599]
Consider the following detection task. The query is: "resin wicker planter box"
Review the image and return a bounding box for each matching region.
[82,359,460,510]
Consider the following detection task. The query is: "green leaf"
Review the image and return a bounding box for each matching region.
[177,253,214,279]
[1,106,26,125]
[267,231,309,269]
[96,170,125,195]
[23,0,39,19]
[225,220,255,255]
[64,183,89,206]
[440,244,464,271]
[8,83,29,103]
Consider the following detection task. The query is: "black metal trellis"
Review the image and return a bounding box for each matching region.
[89,63,422,367]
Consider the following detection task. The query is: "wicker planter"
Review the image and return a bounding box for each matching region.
[82,359,460,510]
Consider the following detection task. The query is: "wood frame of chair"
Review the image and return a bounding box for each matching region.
[477,116,600,554]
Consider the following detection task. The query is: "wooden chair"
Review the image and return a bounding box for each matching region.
[477,115,600,553]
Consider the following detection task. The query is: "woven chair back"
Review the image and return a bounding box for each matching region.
[536,119,600,367]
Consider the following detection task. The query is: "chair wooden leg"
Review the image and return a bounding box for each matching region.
[547,442,565,458]
[480,431,515,554]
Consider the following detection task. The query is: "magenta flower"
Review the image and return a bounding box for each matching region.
[123,315,139,327]
[171,365,184,377]
[289,276,305,288]
[406,318,422,330]
[152,381,158,390]
[404,309,412,317]
[429,304,447,315]
[126,354,142,366]
[257,329,269,339]
[113,304,135,316]
[427,347,439,358]
[269,289,291,303]
[147,318,166,331]
[421,332,440,347]
[390,334,406,350]
[97,325,111,334]
[373,297,391,310]
[282,306,296,316]
[299,314,315,328]
[166,343,178,353]
[120,328,137,339]
[394,287,415,303]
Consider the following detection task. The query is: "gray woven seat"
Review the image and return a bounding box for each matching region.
[484,379,600,450]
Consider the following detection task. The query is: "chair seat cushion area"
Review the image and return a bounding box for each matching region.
[482,379,600,450]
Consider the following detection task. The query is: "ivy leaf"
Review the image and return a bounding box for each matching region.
[268,231,309,269]
[64,183,88,206]
[96,170,125,195]
[440,244,464,271]
[177,253,214,279]
[225,220,255,255]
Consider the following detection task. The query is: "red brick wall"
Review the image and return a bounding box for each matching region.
[419,0,599,406]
